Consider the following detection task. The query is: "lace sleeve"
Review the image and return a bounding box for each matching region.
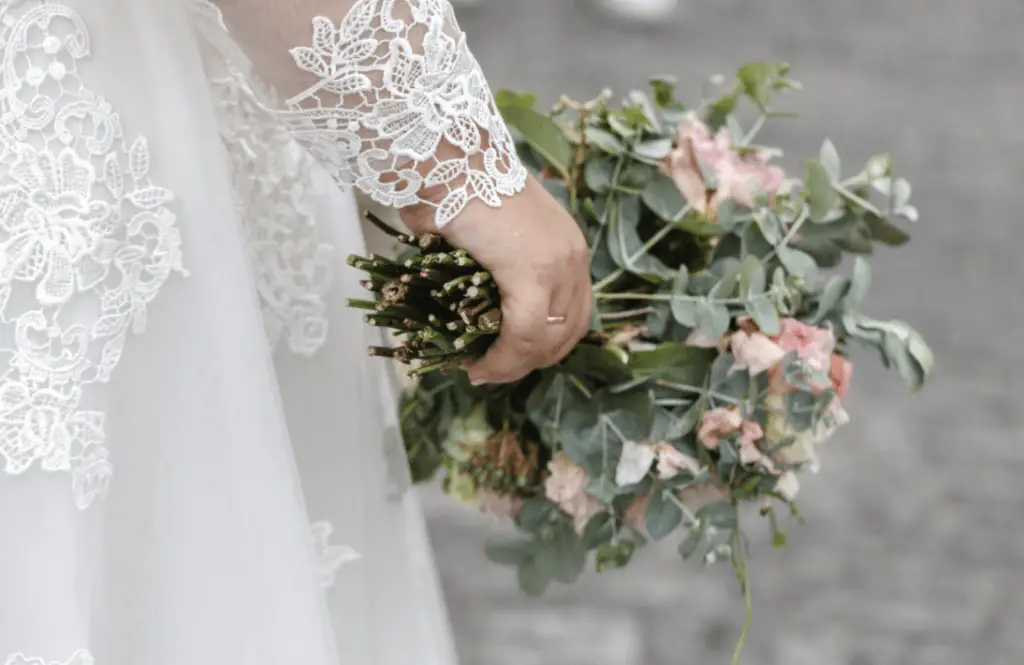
[216,0,527,228]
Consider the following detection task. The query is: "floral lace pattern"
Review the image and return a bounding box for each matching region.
[0,0,185,508]
[281,1,527,228]
[209,69,335,356]
[310,519,361,588]
[4,651,92,665]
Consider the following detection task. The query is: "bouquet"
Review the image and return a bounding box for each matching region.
[348,62,933,662]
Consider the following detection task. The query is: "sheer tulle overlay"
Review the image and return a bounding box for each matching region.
[0,0,510,662]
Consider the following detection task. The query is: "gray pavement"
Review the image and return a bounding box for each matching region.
[421,2,1024,663]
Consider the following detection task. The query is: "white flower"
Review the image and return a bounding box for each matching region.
[615,439,656,486]
[774,471,800,501]
[441,403,494,461]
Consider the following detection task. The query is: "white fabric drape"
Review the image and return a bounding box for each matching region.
[0,1,481,663]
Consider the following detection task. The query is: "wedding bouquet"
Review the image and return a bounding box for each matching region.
[348,62,932,661]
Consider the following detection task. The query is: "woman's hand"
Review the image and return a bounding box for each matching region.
[402,175,592,384]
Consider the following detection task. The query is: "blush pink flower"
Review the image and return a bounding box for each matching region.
[544,453,601,533]
[697,407,744,449]
[774,318,836,373]
[663,114,786,218]
[697,407,763,450]
[830,353,853,399]
[653,442,702,480]
[730,330,787,376]
[544,453,587,504]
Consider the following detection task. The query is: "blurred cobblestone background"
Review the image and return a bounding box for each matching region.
[418,1,1024,664]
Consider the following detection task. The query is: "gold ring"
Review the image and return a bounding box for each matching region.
[546,315,568,325]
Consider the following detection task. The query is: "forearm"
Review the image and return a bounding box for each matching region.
[215,0,526,227]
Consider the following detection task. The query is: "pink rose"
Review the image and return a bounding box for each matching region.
[774,318,836,373]
[653,442,702,480]
[830,353,853,399]
[730,330,786,376]
[697,407,744,449]
[664,114,786,218]
[678,115,734,169]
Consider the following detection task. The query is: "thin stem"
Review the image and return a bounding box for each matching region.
[664,490,699,527]
[600,307,655,321]
[741,114,767,146]
[592,205,693,293]
[364,211,404,238]
[730,528,753,665]
[597,291,774,305]
[655,379,742,405]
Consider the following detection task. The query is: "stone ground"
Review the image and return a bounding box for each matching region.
[417,2,1024,664]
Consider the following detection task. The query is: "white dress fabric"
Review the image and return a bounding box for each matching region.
[0,1,525,663]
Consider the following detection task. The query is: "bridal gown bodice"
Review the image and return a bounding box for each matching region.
[0,1,525,663]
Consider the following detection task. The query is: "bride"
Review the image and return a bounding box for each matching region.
[0,1,591,664]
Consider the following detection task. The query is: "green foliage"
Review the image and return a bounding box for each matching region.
[350,63,933,629]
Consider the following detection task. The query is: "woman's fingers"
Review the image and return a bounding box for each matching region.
[466,283,550,385]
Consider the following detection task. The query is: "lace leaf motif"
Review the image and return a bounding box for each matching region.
[0,0,185,508]
[4,651,92,665]
[282,0,527,228]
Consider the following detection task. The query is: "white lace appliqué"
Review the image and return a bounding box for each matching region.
[211,71,335,356]
[0,1,185,508]
[282,1,527,228]
[4,651,92,665]
[310,519,360,588]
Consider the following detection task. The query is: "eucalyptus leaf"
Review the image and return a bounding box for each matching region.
[678,527,704,560]
[535,522,587,584]
[645,489,684,540]
[500,104,573,179]
[485,538,533,567]
[596,540,636,572]
[641,172,688,221]
[739,255,766,299]
[864,212,911,246]
[808,275,849,324]
[697,500,738,529]
[845,256,872,309]
[582,512,616,549]
[668,396,705,438]
[746,296,781,335]
[819,139,841,181]
[585,127,626,156]
[608,195,675,280]
[584,158,616,193]
[695,298,730,340]
[517,558,551,597]
[633,138,673,161]
[752,208,783,245]
[669,266,697,326]
[777,246,819,283]
[805,158,838,222]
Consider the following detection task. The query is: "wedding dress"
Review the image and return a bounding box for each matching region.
[0,1,525,664]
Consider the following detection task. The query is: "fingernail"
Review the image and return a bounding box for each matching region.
[470,377,485,386]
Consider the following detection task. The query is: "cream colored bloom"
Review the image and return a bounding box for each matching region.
[442,403,494,461]
[775,471,800,501]
[730,330,786,376]
[544,453,588,504]
[654,442,702,480]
